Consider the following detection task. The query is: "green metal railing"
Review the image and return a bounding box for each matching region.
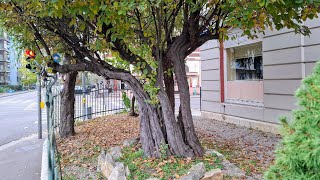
[45,74,62,180]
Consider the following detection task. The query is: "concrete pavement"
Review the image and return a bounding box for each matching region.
[0,91,45,180]
[0,134,44,180]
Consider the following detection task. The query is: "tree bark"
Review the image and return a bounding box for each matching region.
[59,71,78,138]
[129,96,138,116]
[163,58,175,112]
[168,45,204,156]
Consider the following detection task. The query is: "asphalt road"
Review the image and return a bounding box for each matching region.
[0,91,45,180]
[0,91,46,146]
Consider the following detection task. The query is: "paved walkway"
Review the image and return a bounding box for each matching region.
[0,134,44,180]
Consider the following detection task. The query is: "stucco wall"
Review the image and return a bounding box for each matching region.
[200,17,320,129]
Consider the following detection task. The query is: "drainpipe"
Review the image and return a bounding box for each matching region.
[219,41,225,103]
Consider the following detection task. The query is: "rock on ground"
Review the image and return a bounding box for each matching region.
[179,162,206,180]
[201,169,224,180]
[109,146,122,159]
[123,137,139,147]
[97,151,116,178]
[108,162,126,180]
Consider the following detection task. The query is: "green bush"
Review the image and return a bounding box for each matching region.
[265,62,320,180]
[0,86,9,93]
[122,91,131,111]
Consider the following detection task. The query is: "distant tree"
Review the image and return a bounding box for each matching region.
[265,62,320,180]
[19,58,37,87]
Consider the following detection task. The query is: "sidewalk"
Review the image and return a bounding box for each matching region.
[0,134,44,180]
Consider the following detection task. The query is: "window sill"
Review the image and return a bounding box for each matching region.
[224,98,264,107]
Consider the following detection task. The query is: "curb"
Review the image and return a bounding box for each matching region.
[0,90,35,98]
[41,139,48,180]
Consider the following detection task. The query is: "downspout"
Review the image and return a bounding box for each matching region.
[219,40,225,103]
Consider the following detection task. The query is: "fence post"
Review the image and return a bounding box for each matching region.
[37,73,42,139]
[82,72,86,120]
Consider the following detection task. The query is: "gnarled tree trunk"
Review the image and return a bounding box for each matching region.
[167,44,204,156]
[163,57,175,112]
[59,71,78,138]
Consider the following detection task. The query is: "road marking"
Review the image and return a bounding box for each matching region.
[0,133,38,152]
[21,100,33,104]
[24,102,37,111]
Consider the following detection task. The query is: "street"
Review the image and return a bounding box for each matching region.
[0,91,44,180]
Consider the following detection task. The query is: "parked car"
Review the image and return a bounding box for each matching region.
[74,86,91,94]
[74,86,82,94]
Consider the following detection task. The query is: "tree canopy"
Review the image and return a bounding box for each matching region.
[0,0,319,158]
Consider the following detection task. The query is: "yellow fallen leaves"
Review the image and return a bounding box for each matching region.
[57,114,140,171]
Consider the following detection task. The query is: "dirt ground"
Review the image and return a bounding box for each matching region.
[194,116,281,179]
[58,114,281,180]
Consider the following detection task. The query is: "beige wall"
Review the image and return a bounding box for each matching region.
[200,17,320,131]
[226,81,263,102]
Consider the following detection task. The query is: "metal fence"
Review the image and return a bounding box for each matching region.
[48,81,134,179]
[52,86,133,125]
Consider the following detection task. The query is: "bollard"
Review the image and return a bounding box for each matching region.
[87,107,92,119]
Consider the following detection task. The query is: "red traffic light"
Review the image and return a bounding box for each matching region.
[25,50,36,58]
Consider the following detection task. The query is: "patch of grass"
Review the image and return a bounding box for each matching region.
[118,145,224,180]
[63,174,77,180]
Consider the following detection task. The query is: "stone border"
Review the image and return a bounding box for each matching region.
[41,139,48,180]
[201,111,280,134]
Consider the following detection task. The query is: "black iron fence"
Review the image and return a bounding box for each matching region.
[52,85,134,129]
[48,82,134,179]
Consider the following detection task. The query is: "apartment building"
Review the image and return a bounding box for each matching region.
[0,30,20,85]
[200,18,320,134]
[0,31,10,85]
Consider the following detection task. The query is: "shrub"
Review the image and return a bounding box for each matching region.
[265,62,320,180]
[122,91,131,111]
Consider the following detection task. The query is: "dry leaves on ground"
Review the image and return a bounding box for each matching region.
[57,114,140,172]
[194,117,281,179]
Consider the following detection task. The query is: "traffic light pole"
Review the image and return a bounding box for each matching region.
[38,73,42,139]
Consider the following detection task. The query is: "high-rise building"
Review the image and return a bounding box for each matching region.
[0,31,10,85]
[0,30,20,85]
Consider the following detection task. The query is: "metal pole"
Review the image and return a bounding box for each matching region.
[82,72,86,120]
[38,73,42,139]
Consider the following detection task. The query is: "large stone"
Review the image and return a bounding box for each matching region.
[179,162,206,180]
[108,162,126,180]
[222,160,246,177]
[97,151,116,178]
[201,169,224,180]
[123,138,139,147]
[109,146,122,159]
[205,149,224,158]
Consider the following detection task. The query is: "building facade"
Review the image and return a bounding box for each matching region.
[0,30,20,85]
[174,49,201,95]
[0,31,10,85]
[186,48,201,95]
[9,40,20,85]
[200,18,320,134]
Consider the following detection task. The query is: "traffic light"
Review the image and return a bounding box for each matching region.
[25,49,37,73]
[25,50,36,59]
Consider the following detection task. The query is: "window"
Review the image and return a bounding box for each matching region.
[227,43,263,81]
[225,42,264,103]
